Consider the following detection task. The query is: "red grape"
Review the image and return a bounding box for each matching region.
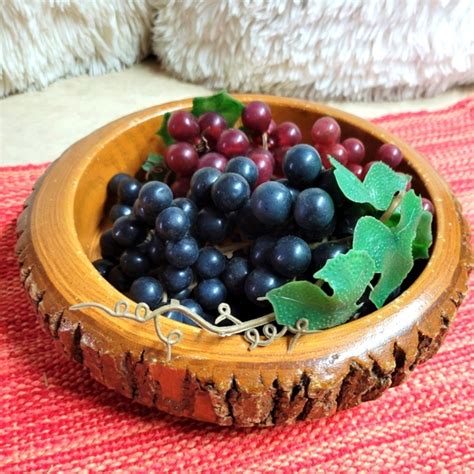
[311,116,340,146]
[422,197,435,214]
[165,142,199,176]
[248,148,274,186]
[342,138,365,164]
[376,143,403,168]
[167,111,200,143]
[198,112,227,145]
[328,143,349,166]
[171,177,191,198]
[217,129,250,158]
[347,163,364,179]
[242,101,272,134]
[361,161,377,179]
[198,152,228,172]
[315,144,330,169]
[406,180,412,191]
[273,146,289,175]
[267,119,277,135]
[271,122,302,148]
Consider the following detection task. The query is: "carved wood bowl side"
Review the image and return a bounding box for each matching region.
[16,95,472,427]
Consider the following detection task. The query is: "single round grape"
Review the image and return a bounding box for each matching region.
[165,236,199,269]
[236,202,270,239]
[92,258,114,278]
[171,177,191,198]
[111,216,147,247]
[194,278,227,310]
[328,143,349,166]
[107,173,130,198]
[109,204,132,222]
[225,156,258,188]
[196,207,229,244]
[107,266,131,293]
[117,178,141,206]
[248,148,274,186]
[135,181,173,225]
[222,257,249,294]
[100,229,125,260]
[283,144,322,188]
[167,298,205,327]
[211,172,250,213]
[155,206,190,242]
[198,152,228,172]
[342,138,365,164]
[376,143,403,168]
[250,181,292,226]
[271,122,302,148]
[314,144,330,169]
[167,110,200,143]
[172,197,198,225]
[362,161,377,179]
[161,265,193,293]
[422,197,435,214]
[242,101,272,134]
[169,287,191,301]
[311,116,341,146]
[249,235,277,267]
[189,167,221,206]
[347,163,364,179]
[244,268,286,305]
[195,247,226,279]
[198,112,228,145]
[146,234,165,265]
[294,188,335,232]
[120,248,151,278]
[165,142,199,176]
[128,276,163,309]
[270,235,311,278]
[276,178,300,203]
[310,242,350,275]
[217,129,250,158]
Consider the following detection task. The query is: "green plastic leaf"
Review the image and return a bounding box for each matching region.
[141,153,168,180]
[266,250,375,330]
[412,210,433,259]
[353,190,423,308]
[329,157,409,211]
[156,112,174,146]
[191,91,245,127]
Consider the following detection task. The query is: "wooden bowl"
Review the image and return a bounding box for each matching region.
[16,95,471,427]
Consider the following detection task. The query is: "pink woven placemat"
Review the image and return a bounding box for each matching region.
[1,99,473,472]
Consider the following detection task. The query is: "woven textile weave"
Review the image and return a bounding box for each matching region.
[1,99,473,472]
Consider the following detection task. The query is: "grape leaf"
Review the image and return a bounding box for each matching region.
[191,91,244,127]
[329,157,409,211]
[266,250,375,330]
[412,210,433,259]
[156,112,174,146]
[353,190,423,308]
[141,153,168,180]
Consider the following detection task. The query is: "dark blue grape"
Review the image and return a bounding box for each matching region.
[196,207,229,244]
[250,181,292,226]
[244,268,286,305]
[189,167,221,206]
[194,278,227,310]
[211,172,250,212]
[294,188,335,233]
[100,229,125,260]
[310,242,350,275]
[277,178,300,203]
[165,236,199,268]
[225,156,258,188]
[119,248,151,278]
[236,202,270,239]
[109,204,132,222]
[316,169,346,207]
[107,173,130,198]
[162,265,193,292]
[172,197,198,225]
[167,298,206,327]
[270,235,311,277]
[92,258,114,278]
[299,215,336,242]
[155,206,190,242]
[117,178,141,205]
[283,144,322,188]
[111,216,147,247]
[107,266,131,292]
[195,247,226,279]
[169,287,191,301]
[146,234,165,265]
[222,257,249,294]
[128,276,163,309]
[249,235,277,267]
[134,181,173,225]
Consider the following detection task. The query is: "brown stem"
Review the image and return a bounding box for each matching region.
[380,191,405,223]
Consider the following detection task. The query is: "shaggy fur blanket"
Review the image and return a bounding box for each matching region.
[1,0,473,100]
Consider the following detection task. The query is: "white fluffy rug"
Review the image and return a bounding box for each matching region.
[153,0,474,101]
[0,0,153,97]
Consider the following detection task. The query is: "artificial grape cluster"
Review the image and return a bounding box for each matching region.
[93,99,434,326]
